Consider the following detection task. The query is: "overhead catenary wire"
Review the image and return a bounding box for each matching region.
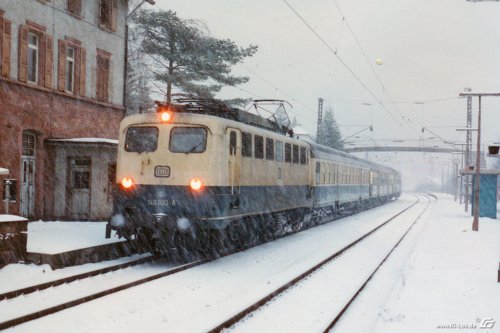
[280,0,415,138]
[332,0,417,137]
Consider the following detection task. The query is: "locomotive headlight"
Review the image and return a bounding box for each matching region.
[160,111,171,122]
[189,178,203,191]
[121,176,134,189]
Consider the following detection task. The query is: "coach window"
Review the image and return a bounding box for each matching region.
[315,162,320,184]
[275,140,283,162]
[242,132,252,157]
[125,126,158,153]
[266,138,274,160]
[300,146,307,165]
[169,127,207,153]
[285,143,291,163]
[292,144,299,164]
[254,135,264,159]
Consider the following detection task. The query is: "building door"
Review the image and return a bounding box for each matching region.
[226,128,241,208]
[20,132,36,217]
[69,158,91,219]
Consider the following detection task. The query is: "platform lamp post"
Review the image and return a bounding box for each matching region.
[458,92,500,231]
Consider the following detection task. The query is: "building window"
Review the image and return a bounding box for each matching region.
[27,32,38,83]
[96,50,110,102]
[73,170,90,189]
[99,0,117,31]
[22,132,36,156]
[58,38,86,96]
[67,0,82,17]
[65,46,75,92]
[19,23,52,87]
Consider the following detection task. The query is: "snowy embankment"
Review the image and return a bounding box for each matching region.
[334,193,500,333]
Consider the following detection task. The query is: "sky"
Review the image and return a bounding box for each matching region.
[150,0,500,188]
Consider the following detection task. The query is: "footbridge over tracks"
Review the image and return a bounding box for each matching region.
[344,146,461,154]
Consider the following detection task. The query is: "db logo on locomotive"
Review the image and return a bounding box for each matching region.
[155,166,170,177]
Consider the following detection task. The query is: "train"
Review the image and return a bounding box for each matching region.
[106,100,401,260]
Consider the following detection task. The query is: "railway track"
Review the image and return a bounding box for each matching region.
[0,256,209,330]
[1,197,417,331]
[0,255,157,301]
[208,194,433,332]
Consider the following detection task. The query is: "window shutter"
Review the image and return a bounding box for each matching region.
[103,57,109,101]
[57,39,66,91]
[38,34,46,86]
[96,54,110,102]
[110,0,118,31]
[44,35,53,88]
[96,56,103,100]
[73,46,80,94]
[79,47,86,96]
[1,18,11,78]
[68,0,82,16]
[18,25,29,82]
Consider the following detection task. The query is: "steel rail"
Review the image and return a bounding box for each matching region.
[0,255,157,301]
[322,194,432,332]
[208,195,423,332]
[0,258,209,330]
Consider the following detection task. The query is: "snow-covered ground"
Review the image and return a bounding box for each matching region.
[27,221,123,254]
[1,194,499,332]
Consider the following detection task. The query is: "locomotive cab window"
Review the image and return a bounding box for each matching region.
[125,126,159,153]
[169,127,207,153]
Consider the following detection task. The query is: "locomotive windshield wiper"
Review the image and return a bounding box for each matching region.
[187,142,203,153]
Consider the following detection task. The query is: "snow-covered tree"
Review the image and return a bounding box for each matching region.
[317,107,344,150]
[132,9,258,103]
[126,27,154,115]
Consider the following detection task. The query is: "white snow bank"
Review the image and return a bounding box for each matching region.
[0,215,28,223]
[27,221,123,254]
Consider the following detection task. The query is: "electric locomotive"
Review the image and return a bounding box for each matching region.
[106,100,401,258]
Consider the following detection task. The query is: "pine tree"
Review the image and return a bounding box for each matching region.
[133,9,258,103]
[317,108,344,150]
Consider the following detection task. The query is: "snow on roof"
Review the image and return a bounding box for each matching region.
[47,138,118,145]
[292,125,310,135]
[0,214,28,223]
[0,167,8,175]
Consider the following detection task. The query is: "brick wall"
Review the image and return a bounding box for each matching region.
[0,77,123,218]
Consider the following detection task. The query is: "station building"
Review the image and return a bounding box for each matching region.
[0,0,129,220]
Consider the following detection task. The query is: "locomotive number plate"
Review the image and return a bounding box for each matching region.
[154,166,170,177]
